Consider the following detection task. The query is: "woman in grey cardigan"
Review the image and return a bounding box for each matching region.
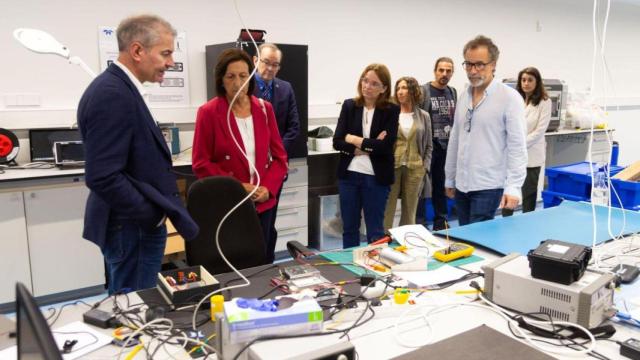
[384,77,433,230]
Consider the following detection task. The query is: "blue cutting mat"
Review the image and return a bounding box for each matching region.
[433,201,640,256]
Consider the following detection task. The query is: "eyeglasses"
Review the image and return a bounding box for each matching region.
[464,108,473,132]
[361,78,384,90]
[260,59,280,69]
[462,61,492,71]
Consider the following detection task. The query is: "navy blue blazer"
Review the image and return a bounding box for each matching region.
[77,64,198,249]
[333,99,400,185]
[253,77,300,157]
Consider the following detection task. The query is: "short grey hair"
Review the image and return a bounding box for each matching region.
[258,43,282,58]
[117,15,176,51]
[463,35,500,63]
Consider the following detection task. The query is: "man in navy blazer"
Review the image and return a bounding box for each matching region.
[77,15,198,294]
[253,43,300,262]
[253,43,300,157]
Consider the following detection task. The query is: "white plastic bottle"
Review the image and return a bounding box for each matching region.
[591,169,609,206]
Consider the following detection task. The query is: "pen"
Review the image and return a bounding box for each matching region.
[455,289,482,295]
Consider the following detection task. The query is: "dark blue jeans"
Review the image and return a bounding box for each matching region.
[103,220,167,294]
[454,188,504,226]
[338,171,390,249]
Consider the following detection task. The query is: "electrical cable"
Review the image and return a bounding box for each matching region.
[52,330,99,355]
[477,292,597,355]
[190,0,266,331]
[587,0,616,272]
[46,300,92,326]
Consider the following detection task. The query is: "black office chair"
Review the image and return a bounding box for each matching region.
[186,176,267,275]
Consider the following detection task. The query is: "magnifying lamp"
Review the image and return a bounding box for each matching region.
[13,28,97,78]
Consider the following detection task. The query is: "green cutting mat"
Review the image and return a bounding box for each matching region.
[319,247,484,276]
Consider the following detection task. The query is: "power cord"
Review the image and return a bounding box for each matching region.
[189,0,266,331]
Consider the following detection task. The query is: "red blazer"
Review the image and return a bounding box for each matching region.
[192,96,288,213]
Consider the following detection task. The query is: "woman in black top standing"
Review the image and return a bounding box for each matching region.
[333,63,400,249]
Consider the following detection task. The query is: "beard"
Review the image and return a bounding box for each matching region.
[468,76,485,88]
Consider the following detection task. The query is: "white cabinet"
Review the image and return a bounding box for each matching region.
[23,185,104,296]
[275,227,308,252]
[274,159,308,253]
[0,192,31,303]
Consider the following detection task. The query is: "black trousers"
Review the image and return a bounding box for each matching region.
[259,205,278,263]
[502,166,541,217]
[416,140,448,230]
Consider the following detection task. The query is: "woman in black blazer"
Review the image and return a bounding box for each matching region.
[333,63,400,248]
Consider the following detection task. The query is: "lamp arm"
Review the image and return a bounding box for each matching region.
[68,56,97,78]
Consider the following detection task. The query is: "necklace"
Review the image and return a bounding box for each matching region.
[364,107,374,125]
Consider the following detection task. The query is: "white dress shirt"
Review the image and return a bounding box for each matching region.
[235,115,257,182]
[398,112,414,138]
[525,98,552,167]
[445,78,527,197]
[347,107,375,175]
[114,61,150,107]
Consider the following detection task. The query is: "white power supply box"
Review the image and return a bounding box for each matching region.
[482,253,615,328]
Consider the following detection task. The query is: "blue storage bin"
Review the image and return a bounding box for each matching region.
[545,162,624,198]
[424,198,456,221]
[541,190,588,209]
[610,178,640,210]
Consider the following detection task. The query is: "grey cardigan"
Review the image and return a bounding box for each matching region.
[411,106,433,198]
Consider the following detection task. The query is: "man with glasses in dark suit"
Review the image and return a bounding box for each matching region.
[444,35,526,226]
[253,43,300,262]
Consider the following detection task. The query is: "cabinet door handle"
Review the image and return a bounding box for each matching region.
[279,209,298,216]
[30,193,36,199]
[282,230,300,239]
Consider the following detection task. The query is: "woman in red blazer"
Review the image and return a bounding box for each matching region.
[192,48,287,263]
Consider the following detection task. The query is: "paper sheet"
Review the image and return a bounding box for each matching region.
[388,224,445,256]
[54,321,113,360]
[0,321,112,360]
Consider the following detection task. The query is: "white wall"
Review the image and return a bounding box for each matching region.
[1,0,639,159]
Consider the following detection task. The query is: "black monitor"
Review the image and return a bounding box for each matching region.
[16,283,62,360]
[29,129,81,162]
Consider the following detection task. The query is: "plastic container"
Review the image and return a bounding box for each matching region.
[610,178,640,210]
[545,162,624,198]
[541,190,588,208]
[527,240,592,285]
[591,170,609,206]
[542,187,640,211]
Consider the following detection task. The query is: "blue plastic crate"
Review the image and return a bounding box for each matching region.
[424,198,456,221]
[541,190,588,209]
[542,188,640,211]
[545,162,624,198]
[610,178,640,209]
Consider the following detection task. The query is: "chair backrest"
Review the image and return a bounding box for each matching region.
[186,176,266,275]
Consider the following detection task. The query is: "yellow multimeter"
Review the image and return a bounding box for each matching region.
[433,243,475,263]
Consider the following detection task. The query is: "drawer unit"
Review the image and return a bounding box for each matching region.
[279,185,308,209]
[275,206,308,231]
[275,227,309,253]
